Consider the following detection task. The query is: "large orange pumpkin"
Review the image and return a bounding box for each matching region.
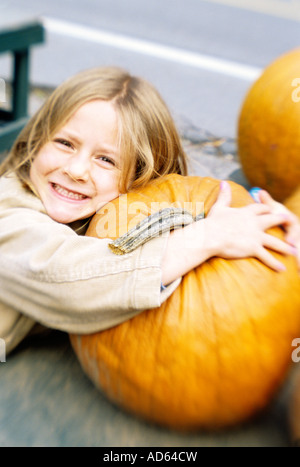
[238,48,300,202]
[70,174,300,430]
[286,187,300,446]
[285,186,300,217]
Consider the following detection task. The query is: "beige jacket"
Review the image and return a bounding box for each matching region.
[0,174,180,354]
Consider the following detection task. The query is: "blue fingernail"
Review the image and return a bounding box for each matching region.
[249,187,262,203]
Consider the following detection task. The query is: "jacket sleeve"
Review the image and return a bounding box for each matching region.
[0,187,180,335]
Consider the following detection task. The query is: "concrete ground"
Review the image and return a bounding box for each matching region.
[0,87,299,447]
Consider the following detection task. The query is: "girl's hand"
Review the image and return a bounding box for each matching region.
[205,181,296,272]
[161,182,296,287]
[251,188,300,270]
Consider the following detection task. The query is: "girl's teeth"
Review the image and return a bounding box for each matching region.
[53,184,87,200]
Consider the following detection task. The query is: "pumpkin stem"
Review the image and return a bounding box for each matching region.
[108,207,204,255]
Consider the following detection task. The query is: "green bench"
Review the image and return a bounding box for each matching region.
[0,21,45,153]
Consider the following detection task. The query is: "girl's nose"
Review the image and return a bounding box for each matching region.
[63,152,90,182]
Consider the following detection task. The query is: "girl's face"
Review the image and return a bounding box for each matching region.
[30,100,122,224]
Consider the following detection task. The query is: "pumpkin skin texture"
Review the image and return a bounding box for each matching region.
[284,186,300,218]
[238,48,300,202]
[70,174,300,431]
[285,186,300,447]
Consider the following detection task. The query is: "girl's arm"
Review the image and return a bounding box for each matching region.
[0,175,179,340]
[0,174,295,348]
[161,181,296,286]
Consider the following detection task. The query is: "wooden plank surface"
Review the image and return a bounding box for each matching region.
[0,331,293,447]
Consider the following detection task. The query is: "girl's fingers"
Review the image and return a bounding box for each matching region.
[256,189,275,206]
[257,189,296,224]
[262,233,297,257]
[258,212,290,231]
[216,181,232,207]
[250,188,295,220]
[209,182,232,216]
[249,187,263,204]
[254,188,283,213]
[262,232,300,272]
[286,223,300,246]
[248,203,272,215]
[255,247,286,272]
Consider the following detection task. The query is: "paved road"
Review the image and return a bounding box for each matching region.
[0,0,300,137]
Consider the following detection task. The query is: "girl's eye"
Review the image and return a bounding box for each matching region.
[54,138,73,149]
[97,155,115,166]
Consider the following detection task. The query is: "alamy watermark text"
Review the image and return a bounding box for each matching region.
[0,78,6,103]
[292,78,300,103]
[0,338,6,362]
[292,338,300,363]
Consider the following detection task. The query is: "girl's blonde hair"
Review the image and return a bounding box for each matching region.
[0,66,188,192]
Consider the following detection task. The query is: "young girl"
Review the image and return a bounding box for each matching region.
[0,66,298,355]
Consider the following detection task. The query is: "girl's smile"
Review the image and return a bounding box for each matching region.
[29,100,122,224]
[49,182,90,202]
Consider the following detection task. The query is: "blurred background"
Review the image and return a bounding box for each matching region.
[1,0,300,138]
[1,0,300,447]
